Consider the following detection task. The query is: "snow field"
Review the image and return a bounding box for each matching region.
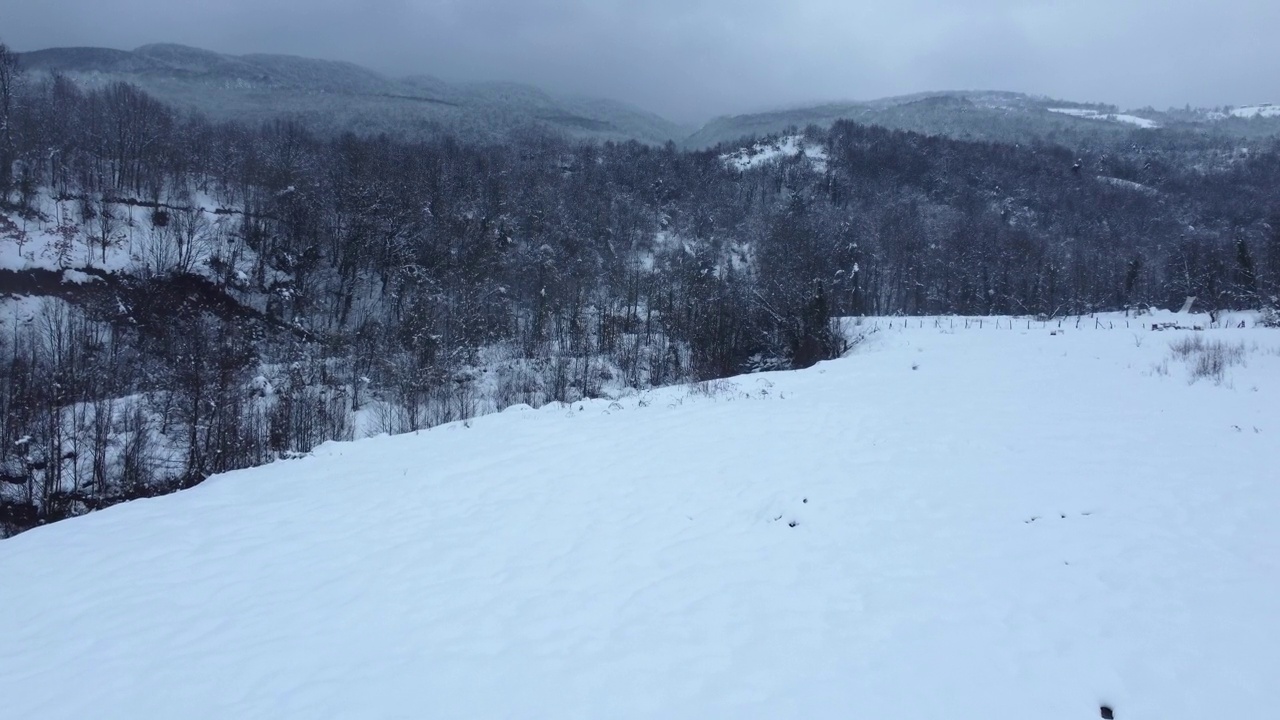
[1,317,1279,719]
[1229,104,1280,119]
[1047,107,1160,129]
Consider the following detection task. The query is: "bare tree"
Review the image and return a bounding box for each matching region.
[0,41,19,200]
[172,205,210,274]
[94,199,119,266]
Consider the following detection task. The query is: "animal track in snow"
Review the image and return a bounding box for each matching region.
[1024,511,1096,524]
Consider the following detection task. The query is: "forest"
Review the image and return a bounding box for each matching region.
[1,41,1279,535]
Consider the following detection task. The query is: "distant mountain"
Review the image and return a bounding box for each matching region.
[17,44,691,145]
[17,45,1279,149]
[684,90,1280,149]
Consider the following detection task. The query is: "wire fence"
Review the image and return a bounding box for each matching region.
[844,314,1262,333]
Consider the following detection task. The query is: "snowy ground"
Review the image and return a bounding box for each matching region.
[2,315,1279,719]
[1100,176,1159,195]
[1047,107,1160,129]
[721,135,828,172]
[0,193,254,281]
[1229,104,1280,119]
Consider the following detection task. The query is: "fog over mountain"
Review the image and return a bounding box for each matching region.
[15,43,692,145]
[2,0,1277,124]
[12,42,1280,150]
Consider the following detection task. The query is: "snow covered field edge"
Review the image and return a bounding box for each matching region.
[1,315,1279,719]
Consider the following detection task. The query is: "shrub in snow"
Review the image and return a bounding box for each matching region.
[1168,336,1249,385]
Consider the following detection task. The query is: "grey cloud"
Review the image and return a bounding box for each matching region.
[0,0,1276,122]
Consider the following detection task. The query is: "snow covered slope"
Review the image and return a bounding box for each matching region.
[721,134,828,171]
[1230,104,1280,119]
[2,317,1279,719]
[1047,107,1160,129]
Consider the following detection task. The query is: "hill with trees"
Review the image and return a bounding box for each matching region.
[2,40,1279,534]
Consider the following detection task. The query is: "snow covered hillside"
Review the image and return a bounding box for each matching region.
[2,316,1279,719]
[721,135,828,172]
[0,193,249,277]
[1047,107,1160,129]
[1229,104,1280,119]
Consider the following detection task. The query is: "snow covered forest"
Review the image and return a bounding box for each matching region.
[2,39,1279,535]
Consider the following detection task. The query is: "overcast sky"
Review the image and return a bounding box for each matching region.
[1,0,1277,124]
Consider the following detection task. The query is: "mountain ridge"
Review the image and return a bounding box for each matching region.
[685,89,1280,148]
[14,42,1280,150]
[17,43,690,145]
